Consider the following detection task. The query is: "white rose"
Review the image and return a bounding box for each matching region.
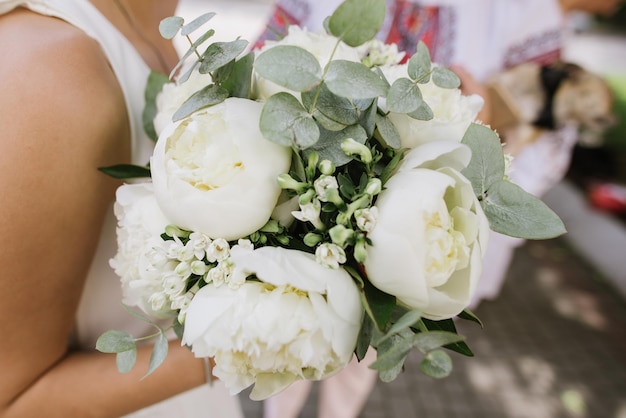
[182,246,363,400]
[363,141,490,320]
[380,64,484,148]
[151,97,292,241]
[110,183,177,317]
[253,26,362,101]
[153,70,213,137]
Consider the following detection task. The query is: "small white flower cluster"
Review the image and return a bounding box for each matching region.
[358,39,406,68]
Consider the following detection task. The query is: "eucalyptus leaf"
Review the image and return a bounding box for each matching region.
[116,349,137,374]
[142,70,170,141]
[144,332,169,378]
[169,29,215,80]
[121,303,164,325]
[414,331,466,353]
[255,46,322,91]
[175,61,199,85]
[304,124,368,167]
[377,309,422,344]
[302,83,359,126]
[220,52,254,99]
[408,101,434,121]
[369,334,413,371]
[211,59,235,84]
[420,349,453,379]
[173,84,229,121]
[199,39,248,74]
[159,16,184,39]
[374,113,402,149]
[325,60,388,99]
[328,0,386,47]
[461,123,506,198]
[408,42,431,83]
[180,12,216,36]
[173,320,185,340]
[96,330,136,353]
[260,92,319,148]
[311,110,348,131]
[98,164,151,180]
[482,179,567,239]
[386,77,423,113]
[432,66,461,89]
[359,99,377,137]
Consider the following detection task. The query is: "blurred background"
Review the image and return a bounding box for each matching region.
[175,1,626,417]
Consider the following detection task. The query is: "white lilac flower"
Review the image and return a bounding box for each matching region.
[190,260,209,276]
[149,292,168,312]
[167,236,195,262]
[163,273,186,297]
[292,199,322,227]
[314,175,339,202]
[188,231,212,260]
[355,206,379,232]
[207,238,230,263]
[358,39,406,67]
[315,243,347,269]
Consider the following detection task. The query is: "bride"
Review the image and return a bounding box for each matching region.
[0,0,243,416]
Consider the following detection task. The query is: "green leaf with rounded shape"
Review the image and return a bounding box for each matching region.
[374,113,401,149]
[369,333,413,371]
[408,42,432,82]
[420,349,452,379]
[159,16,184,39]
[142,70,170,141]
[312,110,348,131]
[172,84,229,121]
[482,180,567,239]
[414,331,466,353]
[304,124,368,166]
[221,52,254,99]
[144,332,169,378]
[173,320,185,340]
[376,309,422,344]
[199,39,249,74]
[255,46,322,92]
[387,77,423,113]
[408,101,434,121]
[432,66,461,89]
[181,12,216,36]
[260,92,320,148]
[116,349,137,374]
[98,164,151,180]
[461,122,506,198]
[96,330,136,353]
[328,0,386,47]
[302,83,360,126]
[325,60,389,99]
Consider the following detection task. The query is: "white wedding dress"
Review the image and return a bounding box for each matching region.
[0,0,244,416]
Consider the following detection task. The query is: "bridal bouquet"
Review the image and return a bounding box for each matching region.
[97,0,565,400]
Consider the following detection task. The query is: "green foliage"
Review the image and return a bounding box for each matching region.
[98,164,151,180]
[325,60,389,100]
[328,0,386,47]
[143,71,170,141]
[260,93,320,149]
[254,46,322,92]
[420,350,453,378]
[461,123,566,239]
[198,40,249,74]
[173,84,229,121]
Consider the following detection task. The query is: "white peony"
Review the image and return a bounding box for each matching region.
[253,26,362,101]
[153,70,213,137]
[380,64,484,148]
[182,246,363,400]
[150,98,292,241]
[109,183,177,318]
[363,141,490,320]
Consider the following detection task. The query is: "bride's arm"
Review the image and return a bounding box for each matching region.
[0,10,205,418]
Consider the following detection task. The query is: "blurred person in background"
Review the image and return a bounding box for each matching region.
[0,0,243,416]
[256,0,623,417]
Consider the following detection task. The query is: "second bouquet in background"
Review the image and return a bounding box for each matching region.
[97,0,565,401]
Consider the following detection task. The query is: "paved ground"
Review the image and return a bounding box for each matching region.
[238,237,626,418]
